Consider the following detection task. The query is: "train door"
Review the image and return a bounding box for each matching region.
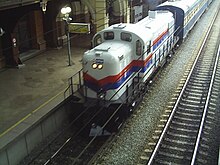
[134,40,143,81]
[142,41,153,82]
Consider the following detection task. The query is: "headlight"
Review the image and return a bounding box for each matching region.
[98,64,103,70]
[92,63,98,69]
[92,63,103,70]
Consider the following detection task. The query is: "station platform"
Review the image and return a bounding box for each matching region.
[0,34,91,152]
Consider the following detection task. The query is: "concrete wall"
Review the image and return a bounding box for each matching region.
[0,101,71,165]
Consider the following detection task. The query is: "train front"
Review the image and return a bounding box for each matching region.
[82,25,136,136]
[82,32,133,136]
[83,39,132,105]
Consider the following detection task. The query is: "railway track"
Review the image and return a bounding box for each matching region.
[19,102,112,165]
[138,6,220,165]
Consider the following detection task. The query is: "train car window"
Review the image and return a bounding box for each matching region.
[121,32,132,42]
[94,34,102,47]
[136,40,142,56]
[104,31,114,40]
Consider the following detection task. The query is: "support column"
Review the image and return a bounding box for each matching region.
[30,11,46,50]
[94,0,109,32]
[11,33,22,66]
[111,0,127,24]
[0,38,5,68]
[2,32,19,67]
[56,19,66,48]
[123,0,130,23]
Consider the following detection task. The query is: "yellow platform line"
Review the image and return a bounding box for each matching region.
[0,87,68,138]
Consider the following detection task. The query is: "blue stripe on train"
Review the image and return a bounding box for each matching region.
[85,59,153,92]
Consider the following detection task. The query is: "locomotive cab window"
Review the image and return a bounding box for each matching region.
[136,40,142,56]
[104,31,114,40]
[121,32,132,42]
[94,34,102,47]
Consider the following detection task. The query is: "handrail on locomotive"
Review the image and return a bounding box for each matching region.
[64,68,83,99]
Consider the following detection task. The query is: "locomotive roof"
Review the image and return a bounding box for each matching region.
[158,0,200,13]
[102,10,173,43]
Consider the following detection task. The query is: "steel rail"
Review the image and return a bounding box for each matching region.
[191,43,220,164]
[147,8,219,165]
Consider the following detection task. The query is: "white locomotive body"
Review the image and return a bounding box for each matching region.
[83,10,175,103]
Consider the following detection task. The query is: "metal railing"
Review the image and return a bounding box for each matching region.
[64,68,84,99]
